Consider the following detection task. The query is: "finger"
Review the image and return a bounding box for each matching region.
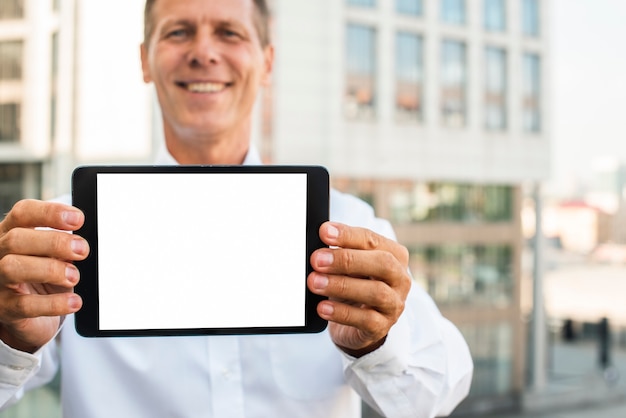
[308,272,404,317]
[0,199,84,233]
[0,292,82,320]
[311,247,410,292]
[0,254,80,288]
[0,228,89,260]
[316,298,389,341]
[319,222,409,266]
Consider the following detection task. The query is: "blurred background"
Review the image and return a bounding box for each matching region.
[1,0,626,417]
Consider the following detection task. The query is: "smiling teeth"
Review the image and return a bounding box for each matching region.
[186,82,226,93]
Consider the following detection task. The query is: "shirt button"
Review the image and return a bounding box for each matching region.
[221,368,231,379]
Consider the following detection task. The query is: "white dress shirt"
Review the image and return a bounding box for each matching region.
[0,147,473,418]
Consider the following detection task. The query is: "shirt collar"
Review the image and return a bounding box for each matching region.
[155,144,262,166]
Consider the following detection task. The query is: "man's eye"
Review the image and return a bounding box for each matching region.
[219,29,240,39]
[167,29,188,38]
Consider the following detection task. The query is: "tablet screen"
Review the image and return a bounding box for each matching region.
[72,166,329,337]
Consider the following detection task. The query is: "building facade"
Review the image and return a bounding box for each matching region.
[0,0,152,219]
[0,0,55,215]
[268,0,549,413]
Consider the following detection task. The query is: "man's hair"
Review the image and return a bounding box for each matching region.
[143,0,271,47]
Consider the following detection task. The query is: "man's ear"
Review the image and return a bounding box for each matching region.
[140,43,152,84]
[261,44,274,86]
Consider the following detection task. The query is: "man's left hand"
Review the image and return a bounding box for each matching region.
[308,221,412,357]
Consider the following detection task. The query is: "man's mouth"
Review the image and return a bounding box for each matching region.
[177,81,230,93]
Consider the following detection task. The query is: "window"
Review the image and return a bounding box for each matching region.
[345,24,376,120]
[389,182,513,224]
[0,0,23,19]
[522,0,539,36]
[459,323,513,396]
[0,40,23,80]
[484,0,506,31]
[485,47,507,131]
[0,103,20,142]
[441,40,466,127]
[347,0,375,7]
[409,244,514,307]
[397,0,423,16]
[523,53,541,132]
[0,164,23,216]
[441,0,465,25]
[395,32,423,121]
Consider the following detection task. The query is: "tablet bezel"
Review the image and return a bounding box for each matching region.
[72,165,329,337]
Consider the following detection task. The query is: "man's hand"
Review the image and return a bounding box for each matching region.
[308,222,411,357]
[0,200,88,353]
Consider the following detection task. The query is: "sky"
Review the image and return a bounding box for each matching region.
[549,0,626,197]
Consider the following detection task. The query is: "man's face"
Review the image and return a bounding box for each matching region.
[141,0,273,142]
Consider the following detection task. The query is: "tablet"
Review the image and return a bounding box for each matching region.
[71,165,329,337]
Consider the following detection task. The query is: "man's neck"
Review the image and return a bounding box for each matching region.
[163,123,251,165]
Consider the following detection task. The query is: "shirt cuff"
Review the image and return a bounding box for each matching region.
[340,312,411,375]
[0,316,65,390]
[0,339,41,387]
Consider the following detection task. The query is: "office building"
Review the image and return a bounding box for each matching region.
[267,0,549,413]
[0,0,151,218]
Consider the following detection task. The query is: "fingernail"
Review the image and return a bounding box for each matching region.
[317,251,333,267]
[313,275,329,290]
[62,211,81,227]
[327,224,339,239]
[71,238,88,255]
[68,294,82,311]
[65,265,79,284]
[319,303,334,316]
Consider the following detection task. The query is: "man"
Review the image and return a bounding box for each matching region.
[0,0,473,416]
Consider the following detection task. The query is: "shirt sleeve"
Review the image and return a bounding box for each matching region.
[0,337,60,410]
[342,282,473,417]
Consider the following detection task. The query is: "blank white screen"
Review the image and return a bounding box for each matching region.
[96,172,307,330]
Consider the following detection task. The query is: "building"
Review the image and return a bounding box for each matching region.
[0,0,149,415]
[0,0,151,219]
[0,0,55,215]
[0,0,549,416]
[267,0,549,414]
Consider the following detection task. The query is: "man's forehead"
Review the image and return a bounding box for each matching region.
[152,0,256,23]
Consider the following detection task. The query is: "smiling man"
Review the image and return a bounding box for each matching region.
[0,0,472,417]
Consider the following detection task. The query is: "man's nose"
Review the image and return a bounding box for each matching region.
[187,30,218,67]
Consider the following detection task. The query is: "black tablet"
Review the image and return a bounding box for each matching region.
[71,165,329,337]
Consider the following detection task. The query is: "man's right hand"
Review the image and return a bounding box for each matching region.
[0,199,88,353]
